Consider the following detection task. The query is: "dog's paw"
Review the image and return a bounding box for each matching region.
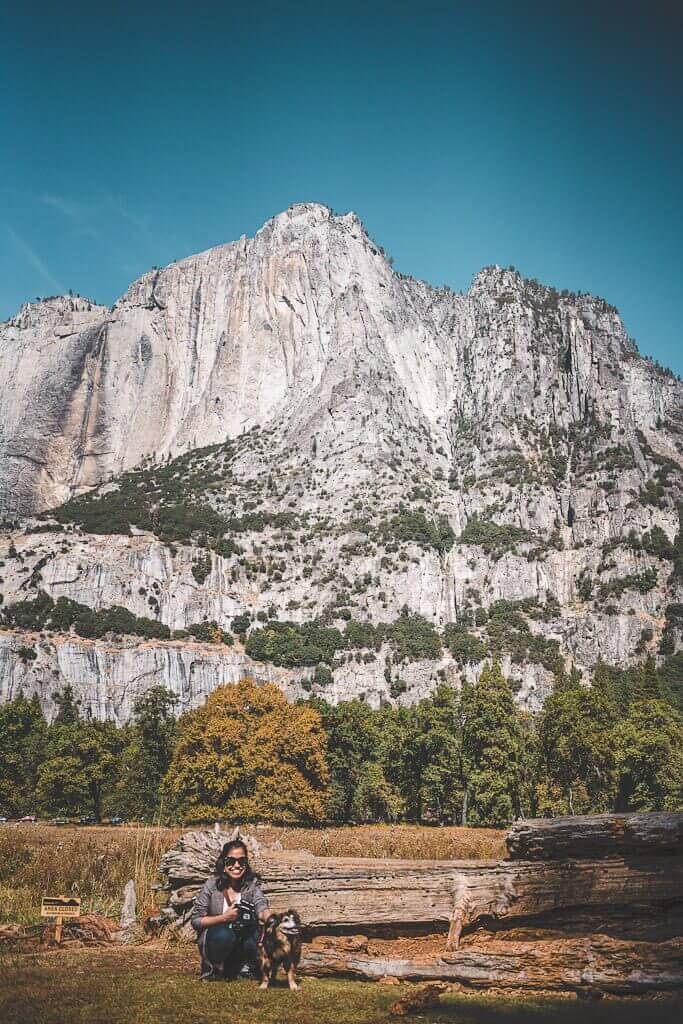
[258,982,269,990]
[288,982,301,992]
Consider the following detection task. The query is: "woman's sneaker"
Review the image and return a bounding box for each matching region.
[199,961,223,982]
[237,961,261,981]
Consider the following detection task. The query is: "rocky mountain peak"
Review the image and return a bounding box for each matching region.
[0,205,681,721]
[5,294,107,331]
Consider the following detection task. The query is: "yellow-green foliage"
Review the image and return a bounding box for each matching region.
[163,679,329,823]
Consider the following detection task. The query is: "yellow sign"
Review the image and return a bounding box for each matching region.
[41,896,81,918]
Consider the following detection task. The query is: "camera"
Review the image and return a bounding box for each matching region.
[232,900,257,934]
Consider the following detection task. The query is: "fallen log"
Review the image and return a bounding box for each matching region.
[506,812,683,861]
[157,826,683,941]
[299,935,683,994]
[155,816,683,992]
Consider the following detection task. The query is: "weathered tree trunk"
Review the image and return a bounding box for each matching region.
[156,819,683,940]
[299,936,683,994]
[153,815,683,992]
[506,812,683,861]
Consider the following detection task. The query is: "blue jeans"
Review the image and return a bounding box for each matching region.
[205,923,258,975]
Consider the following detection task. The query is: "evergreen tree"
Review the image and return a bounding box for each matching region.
[52,684,82,726]
[37,717,122,820]
[535,671,616,816]
[0,693,47,816]
[517,709,541,820]
[416,684,462,823]
[628,657,666,703]
[36,688,122,820]
[115,687,178,819]
[350,761,404,822]
[613,699,683,811]
[378,703,430,821]
[311,698,387,821]
[460,662,522,826]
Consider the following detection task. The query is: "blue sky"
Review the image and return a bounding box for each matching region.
[1,1,681,372]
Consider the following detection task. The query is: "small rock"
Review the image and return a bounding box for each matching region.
[390,982,450,1016]
[119,880,136,930]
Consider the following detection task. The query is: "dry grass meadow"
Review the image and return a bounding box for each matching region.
[0,822,505,925]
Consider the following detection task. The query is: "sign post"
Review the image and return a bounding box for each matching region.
[41,896,81,944]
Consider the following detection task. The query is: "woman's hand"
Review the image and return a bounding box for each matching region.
[199,906,239,929]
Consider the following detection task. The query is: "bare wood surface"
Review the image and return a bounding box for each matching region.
[299,936,683,994]
[506,812,683,861]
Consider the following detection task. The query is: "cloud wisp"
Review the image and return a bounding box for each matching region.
[39,193,100,240]
[5,225,64,294]
[38,190,160,277]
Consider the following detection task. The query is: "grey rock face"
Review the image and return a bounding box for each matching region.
[0,627,546,722]
[0,629,309,723]
[4,204,677,518]
[0,203,681,719]
[0,297,109,513]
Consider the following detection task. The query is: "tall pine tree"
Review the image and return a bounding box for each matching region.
[460,662,522,827]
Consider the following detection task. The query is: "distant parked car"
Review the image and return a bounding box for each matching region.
[79,815,98,825]
[51,817,70,826]
[110,816,125,825]
[0,816,7,823]
[19,815,37,823]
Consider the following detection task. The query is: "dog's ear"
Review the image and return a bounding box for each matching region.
[287,909,302,924]
[264,913,279,931]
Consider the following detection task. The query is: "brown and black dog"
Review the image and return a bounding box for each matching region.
[258,909,302,991]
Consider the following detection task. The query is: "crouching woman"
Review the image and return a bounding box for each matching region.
[192,840,270,981]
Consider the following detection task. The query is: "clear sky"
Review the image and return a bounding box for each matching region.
[1,1,681,372]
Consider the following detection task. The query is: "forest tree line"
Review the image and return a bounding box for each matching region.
[0,658,681,827]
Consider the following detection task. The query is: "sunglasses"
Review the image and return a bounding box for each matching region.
[225,856,247,867]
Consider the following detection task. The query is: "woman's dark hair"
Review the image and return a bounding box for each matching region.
[214,840,257,889]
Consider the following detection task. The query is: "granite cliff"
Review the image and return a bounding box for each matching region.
[0,203,681,720]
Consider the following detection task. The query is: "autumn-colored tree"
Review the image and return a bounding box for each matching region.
[163,679,329,823]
